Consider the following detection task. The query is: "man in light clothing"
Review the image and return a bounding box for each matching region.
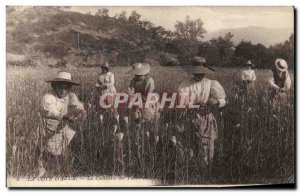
[268,58,291,110]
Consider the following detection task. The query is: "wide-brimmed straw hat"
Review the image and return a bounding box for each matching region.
[126,63,150,75]
[182,56,215,74]
[101,62,111,70]
[275,58,288,72]
[45,71,80,86]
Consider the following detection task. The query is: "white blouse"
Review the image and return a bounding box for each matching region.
[40,92,85,131]
[98,71,115,89]
[178,77,226,108]
[241,69,256,82]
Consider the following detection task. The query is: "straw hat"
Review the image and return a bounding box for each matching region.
[101,62,111,70]
[275,59,288,72]
[182,56,215,74]
[126,63,150,75]
[45,71,80,86]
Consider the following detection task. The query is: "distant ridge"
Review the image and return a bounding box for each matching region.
[204,26,293,47]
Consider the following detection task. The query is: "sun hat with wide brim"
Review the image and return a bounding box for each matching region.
[182,56,215,74]
[275,58,288,72]
[181,65,215,74]
[45,71,80,86]
[125,63,150,75]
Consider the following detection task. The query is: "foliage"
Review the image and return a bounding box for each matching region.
[174,16,206,41]
[234,33,294,69]
[6,7,294,69]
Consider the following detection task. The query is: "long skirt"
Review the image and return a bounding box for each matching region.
[191,112,218,164]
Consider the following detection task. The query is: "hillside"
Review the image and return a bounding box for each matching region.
[204,26,294,47]
[6,7,294,68]
[6,6,170,67]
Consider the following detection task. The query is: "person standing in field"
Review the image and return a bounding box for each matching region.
[177,56,226,166]
[93,62,123,175]
[268,58,291,110]
[125,62,160,174]
[93,62,119,120]
[240,60,257,95]
[37,71,87,177]
[126,62,160,144]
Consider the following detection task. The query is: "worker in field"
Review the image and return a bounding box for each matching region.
[176,56,226,166]
[126,62,160,144]
[88,62,122,175]
[268,58,291,110]
[93,62,119,121]
[240,60,257,95]
[37,71,87,177]
[126,62,160,172]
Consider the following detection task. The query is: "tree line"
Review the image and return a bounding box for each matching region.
[6,7,294,69]
[100,9,294,69]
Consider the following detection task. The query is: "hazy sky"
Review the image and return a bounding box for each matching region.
[68,6,294,33]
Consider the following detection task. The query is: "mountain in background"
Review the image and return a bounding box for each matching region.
[204,26,293,47]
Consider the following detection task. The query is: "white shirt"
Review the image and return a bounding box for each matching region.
[98,71,115,89]
[241,69,256,82]
[178,77,226,108]
[40,92,85,131]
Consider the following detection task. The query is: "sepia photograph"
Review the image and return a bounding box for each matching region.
[6,6,295,187]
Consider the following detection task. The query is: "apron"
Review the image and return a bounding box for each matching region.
[42,95,77,156]
[45,124,76,156]
[192,111,218,162]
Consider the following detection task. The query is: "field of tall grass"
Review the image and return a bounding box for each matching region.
[6,65,295,185]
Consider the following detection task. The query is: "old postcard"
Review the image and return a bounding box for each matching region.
[6,6,295,187]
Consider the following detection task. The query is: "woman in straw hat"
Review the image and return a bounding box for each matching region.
[268,58,291,110]
[240,60,257,95]
[126,62,160,151]
[176,56,226,166]
[37,71,87,177]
